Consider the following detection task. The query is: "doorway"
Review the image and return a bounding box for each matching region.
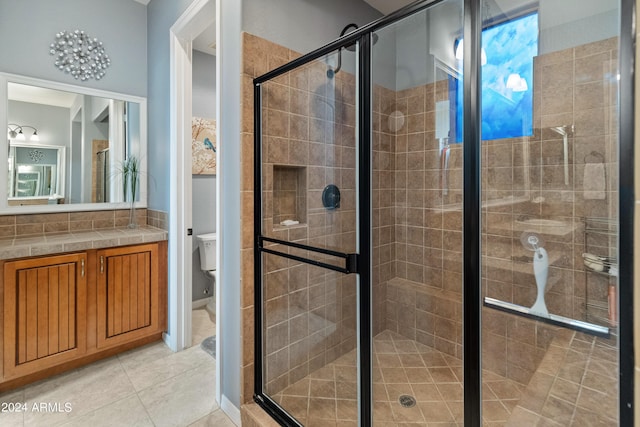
[169,0,242,421]
[168,0,214,350]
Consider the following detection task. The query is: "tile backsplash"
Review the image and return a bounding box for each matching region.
[0,208,169,238]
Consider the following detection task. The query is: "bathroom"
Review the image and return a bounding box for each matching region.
[245,0,628,425]
[0,0,228,425]
[0,0,634,425]
[191,20,218,351]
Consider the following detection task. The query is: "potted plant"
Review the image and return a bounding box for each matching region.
[122,156,140,228]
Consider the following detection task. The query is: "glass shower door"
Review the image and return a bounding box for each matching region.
[255,45,363,425]
[253,0,633,424]
[479,0,621,424]
[370,0,465,424]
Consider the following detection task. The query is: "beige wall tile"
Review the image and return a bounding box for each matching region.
[240,32,621,409]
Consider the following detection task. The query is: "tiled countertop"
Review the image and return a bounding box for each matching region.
[0,226,168,260]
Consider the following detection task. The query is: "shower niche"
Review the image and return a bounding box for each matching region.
[272,165,307,228]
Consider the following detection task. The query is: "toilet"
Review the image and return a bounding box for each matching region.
[197,232,217,316]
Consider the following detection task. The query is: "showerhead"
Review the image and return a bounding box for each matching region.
[549,124,574,137]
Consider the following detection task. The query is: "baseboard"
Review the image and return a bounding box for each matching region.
[192,296,212,309]
[221,395,241,426]
[162,331,177,351]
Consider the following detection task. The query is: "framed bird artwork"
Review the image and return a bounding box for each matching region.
[192,117,217,174]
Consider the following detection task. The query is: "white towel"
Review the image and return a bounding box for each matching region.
[583,163,605,200]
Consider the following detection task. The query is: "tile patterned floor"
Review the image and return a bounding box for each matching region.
[0,308,234,427]
[273,330,526,426]
[272,330,619,426]
[507,330,618,426]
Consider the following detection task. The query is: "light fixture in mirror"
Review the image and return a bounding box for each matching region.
[0,73,147,213]
[8,124,39,141]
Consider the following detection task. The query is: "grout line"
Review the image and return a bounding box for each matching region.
[135,392,158,427]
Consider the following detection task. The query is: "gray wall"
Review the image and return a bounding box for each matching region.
[9,101,71,149]
[82,95,109,202]
[146,0,194,212]
[243,0,382,55]
[0,0,147,97]
[127,103,142,162]
[192,51,217,302]
[392,0,619,92]
[393,2,464,91]
[193,51,217,117]
[70,120,82,203]
[539,8,618,54]
[148,0,382,211]
[394,9,433,91]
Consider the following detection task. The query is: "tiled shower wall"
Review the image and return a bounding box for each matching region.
[482,37,619,329]
[372,85,397,335]
[239,33,620,403]
[259,54,360,394]
[383,79,469,360]
[385,37,619,384]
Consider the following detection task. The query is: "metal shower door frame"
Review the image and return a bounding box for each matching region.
[252,0,636,425]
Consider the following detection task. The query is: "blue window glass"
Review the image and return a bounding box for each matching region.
[452,12,538,142]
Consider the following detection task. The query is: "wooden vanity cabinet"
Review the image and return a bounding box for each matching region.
[1,241,167,388]
[96,244,161,349]
[3,253,87,379]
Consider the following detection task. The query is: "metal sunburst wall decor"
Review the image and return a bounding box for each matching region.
[49,30,111,81]
[28,149,44,163]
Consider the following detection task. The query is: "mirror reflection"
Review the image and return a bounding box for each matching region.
[5,81,143,207]
[8,145,64,204]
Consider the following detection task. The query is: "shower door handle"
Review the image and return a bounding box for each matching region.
[258,235,359,274]
[346,253,358,274]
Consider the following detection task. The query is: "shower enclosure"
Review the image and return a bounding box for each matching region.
[253,0,634,425]
[96,148,110,203]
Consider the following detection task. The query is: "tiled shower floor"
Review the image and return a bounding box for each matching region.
[272,329,618,426]
[272,330,524,426]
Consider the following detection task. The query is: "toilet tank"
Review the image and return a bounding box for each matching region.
[196,232,217,271]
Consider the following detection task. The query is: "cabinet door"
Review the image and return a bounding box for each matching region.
[3,253,87,379]
[97,243,160,349]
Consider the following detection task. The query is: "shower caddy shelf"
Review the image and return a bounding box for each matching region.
[484,217,617,338]
[583,216,618,329]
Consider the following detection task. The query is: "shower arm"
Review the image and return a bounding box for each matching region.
[333,50,343,76]
[330,23,359,76]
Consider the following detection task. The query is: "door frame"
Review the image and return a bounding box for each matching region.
[169,0,204,353]
[169,0,243,422]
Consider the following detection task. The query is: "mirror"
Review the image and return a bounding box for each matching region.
[0,73,147,213]
[8,144,65,203]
